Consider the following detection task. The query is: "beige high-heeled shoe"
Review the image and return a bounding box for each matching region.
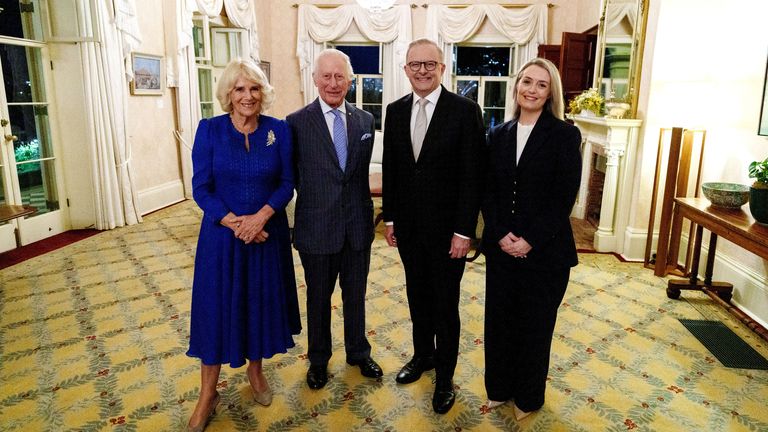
[486,399,507,410]
[251,380,273,406]
[187,391,220,432]
[513,403,535,421]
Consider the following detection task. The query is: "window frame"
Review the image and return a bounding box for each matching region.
[452,44,517,128]
[331,42,384,131]
[211,27,249,67]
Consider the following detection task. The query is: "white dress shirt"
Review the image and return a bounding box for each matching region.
[318,98,347,138]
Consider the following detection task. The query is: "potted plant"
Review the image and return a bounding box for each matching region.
[748,157,768,224]
[568,88,604,117]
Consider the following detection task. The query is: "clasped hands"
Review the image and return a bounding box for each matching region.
[498,232,531,258]
[221,210,270,244]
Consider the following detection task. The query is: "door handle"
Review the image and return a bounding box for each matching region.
[5,134,18,142]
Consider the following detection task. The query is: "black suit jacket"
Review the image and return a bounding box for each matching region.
[482,111,582,268]
[287,99,375,254]
[382,86,484,247]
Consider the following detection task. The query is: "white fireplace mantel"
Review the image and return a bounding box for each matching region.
[569,114,643,254]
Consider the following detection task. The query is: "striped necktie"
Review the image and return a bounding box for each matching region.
[331,109,347,171]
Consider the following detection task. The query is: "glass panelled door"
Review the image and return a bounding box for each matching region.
[0,40,66,252]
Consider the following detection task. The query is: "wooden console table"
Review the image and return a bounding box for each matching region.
[655,197,768,340]
[0,204,37,247]
[0,204,37,223]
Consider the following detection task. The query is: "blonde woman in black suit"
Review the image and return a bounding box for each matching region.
[481,58,582,420]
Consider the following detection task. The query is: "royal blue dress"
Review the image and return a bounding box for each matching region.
[187,114,301,368]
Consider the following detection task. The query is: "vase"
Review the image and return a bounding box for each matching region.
[605,102,630,119]
[580,109,596,117]
[749,185,768,225]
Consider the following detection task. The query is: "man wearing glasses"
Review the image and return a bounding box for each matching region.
[382,38,484,414]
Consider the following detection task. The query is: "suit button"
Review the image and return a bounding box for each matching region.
[511,210,515,214]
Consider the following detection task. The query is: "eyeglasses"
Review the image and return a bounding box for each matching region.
[407,61,440,72]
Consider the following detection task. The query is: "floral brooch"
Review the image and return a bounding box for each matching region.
[267,130,276,146]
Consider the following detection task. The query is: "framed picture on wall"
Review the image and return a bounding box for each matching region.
[130,53,163,95]
[259,61,271,82]
[759,55,768,136]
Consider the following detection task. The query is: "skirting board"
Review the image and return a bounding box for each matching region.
[138,180,185,216]
[634,226,768,330]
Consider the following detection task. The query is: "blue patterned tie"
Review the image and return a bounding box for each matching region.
[331,109,347,172]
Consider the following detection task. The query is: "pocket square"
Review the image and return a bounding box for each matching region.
[361,133,372,140]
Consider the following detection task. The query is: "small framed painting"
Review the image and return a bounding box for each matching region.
[760,55,768,136]
[130,53,163,95]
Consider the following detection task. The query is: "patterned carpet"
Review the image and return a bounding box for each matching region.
[1,200,767,431]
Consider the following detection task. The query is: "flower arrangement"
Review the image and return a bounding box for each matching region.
[568,88,604,116]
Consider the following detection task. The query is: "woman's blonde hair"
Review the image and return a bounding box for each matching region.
[510,58,565,120]
[216,58,275,113]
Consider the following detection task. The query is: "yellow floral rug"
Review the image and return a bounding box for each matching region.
[1,200,767,431]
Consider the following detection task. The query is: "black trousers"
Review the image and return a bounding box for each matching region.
[484,248,570,412]
[398,237,466,381]
[299,245,371,366]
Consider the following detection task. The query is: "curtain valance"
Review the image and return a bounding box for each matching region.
[296,4,412,106]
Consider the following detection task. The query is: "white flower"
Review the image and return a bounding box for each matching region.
[266,130,276,146]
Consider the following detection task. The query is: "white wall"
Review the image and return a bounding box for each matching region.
[633,0,768,325]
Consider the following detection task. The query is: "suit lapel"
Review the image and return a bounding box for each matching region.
[500,121,518,177]
[516,113,555,169]
[415,88,444,164]
[344,101,361,177]
[308,98,344,172]
[398,94,417,167]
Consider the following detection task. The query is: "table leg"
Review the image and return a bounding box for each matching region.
[700,233,733,302]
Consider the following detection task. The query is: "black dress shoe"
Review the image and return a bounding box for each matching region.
[432,379,456,414]
[395,356,434,384]
[306,364,328,389]
[347,357,383,378]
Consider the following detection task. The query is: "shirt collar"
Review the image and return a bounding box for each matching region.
[319,98,346,115]
[412,86,442,107]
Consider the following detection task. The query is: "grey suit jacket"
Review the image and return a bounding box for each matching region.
[287,99,376,254]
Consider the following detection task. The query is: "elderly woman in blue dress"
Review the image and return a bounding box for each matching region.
[186,58,301,432]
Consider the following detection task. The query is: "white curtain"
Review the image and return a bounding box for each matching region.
[296,4,412,108]
[77,0,142,229]
[605,3,637,33]
[195,0,260,61]
[223,0,260,62]
[424,4,547,85]
[165,0,199,198]
[193,0,223,18]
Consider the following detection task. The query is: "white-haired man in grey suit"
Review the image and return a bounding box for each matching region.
[286,49,382,390]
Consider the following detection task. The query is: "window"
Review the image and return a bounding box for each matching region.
[197,66,214,119]
[211,28,248,67]
[192,17,211,62]
[335,45,383,130]
[453,45,517,129]
[192,14,249,119]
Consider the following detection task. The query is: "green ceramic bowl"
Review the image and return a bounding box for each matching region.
[701,182,749,208]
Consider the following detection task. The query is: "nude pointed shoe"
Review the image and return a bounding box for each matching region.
[187,391,220,432]
[486,399,507,410]
[251,380,273,406]
[513,403,535,421]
